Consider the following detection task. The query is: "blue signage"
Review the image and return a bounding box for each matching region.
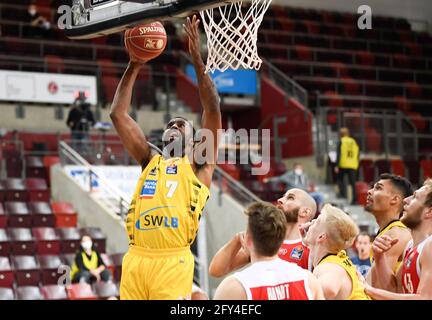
[186,65,258,95]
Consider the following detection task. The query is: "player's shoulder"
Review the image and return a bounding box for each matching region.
[385,224,411,239]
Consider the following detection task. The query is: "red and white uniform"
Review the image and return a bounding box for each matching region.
[233,258,312,300]
[401,235,432,294]
[278,239,311,270]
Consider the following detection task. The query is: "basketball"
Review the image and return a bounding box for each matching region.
[124,21,167,62]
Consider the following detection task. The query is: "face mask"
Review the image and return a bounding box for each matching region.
[294,168,303,175]
[81,241,92,251]
[29,9,36,15]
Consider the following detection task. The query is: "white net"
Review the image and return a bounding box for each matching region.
[200,0,272,73]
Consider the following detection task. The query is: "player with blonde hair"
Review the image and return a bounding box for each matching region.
[301,204,370,300]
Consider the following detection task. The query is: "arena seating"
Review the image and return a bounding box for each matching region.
[0,133,122,300]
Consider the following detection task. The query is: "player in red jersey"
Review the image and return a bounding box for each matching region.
[213,202,324,300]
[365,179,432,299]
[208,188,317,277]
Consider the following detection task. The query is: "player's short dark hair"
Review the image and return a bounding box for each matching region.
[166,116,197,140]
[379,173,413,199]
[245,202,286,257]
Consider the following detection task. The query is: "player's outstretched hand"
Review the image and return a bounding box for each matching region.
[372,235,398,259]
[299,222,312,239]
[183,15,203,66]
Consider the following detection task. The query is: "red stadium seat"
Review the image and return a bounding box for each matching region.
[51,202,78,228]
[406,112,427,132]
[11,255,40,286]
[341,77,361,95]
[359,159,375,184]
[0,229,10,256]
[0,203,7,229]
[94,281,119,299]
[405,160,420,186]
[56,228,81,254]
[390,159,406,177]
[44,55,65,73]
[25,156,46,179]
[0,257,14,288]
[0,288,15,300]
[405,82,423,99]
[356,51,375,66]
[67,283,98,300]
[25,178,50,202]
[294,45,313,61]
[365,128,382,153]
[0,180,6,203]
[5,202,32,228]
[32,227,61,255]
[375,159,391,176]
[43,156,60,185]
[392,54,411,69]
[420,160,432,181]
[394,96,412,112]
[41,285,68,300]
[5,179,29,202]
[323,91,344,108]
[110,253,124,282]
[8,228,36,256]
[38,255,64,285]
[100,253,115,279]
[29,202,55,227]
[15,286,43,300]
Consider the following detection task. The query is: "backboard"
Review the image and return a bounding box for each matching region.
[64,0,240,39]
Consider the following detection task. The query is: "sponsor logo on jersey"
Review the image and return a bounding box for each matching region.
[290,245,304,260]
[405,251,415,269]
[166,164,178,175]
[135,206,178,231]
[149,167,157,176]
[139,179,157,198]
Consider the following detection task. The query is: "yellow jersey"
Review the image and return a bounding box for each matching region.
[126,154,210,249]
[370,220,407,272]
[319,251,370,300]
[339,136,359,170]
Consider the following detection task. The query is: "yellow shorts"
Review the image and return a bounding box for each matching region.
[120,245,194,300]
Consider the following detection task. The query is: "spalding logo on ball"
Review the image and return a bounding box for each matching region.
[124,22,167,62]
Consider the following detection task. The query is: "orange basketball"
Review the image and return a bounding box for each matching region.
[124,21,167,62]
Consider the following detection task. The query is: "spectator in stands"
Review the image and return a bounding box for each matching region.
[263,163,324,211]
[70,235,111,284]
[66,91,95,154]
[335,127,360,205]
[350,232,372,278]
[25,2,52,38]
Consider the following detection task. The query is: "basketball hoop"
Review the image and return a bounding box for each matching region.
[200,0,272,73]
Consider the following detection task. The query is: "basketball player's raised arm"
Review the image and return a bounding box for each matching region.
[184,16,221,186]
[369,229,411,290]
[110,61,152,168]
[209,232,250,278]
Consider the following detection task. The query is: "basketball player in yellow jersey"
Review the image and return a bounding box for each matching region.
[301,204,370,300]
[110,16,221,300]
[364,174,413,288]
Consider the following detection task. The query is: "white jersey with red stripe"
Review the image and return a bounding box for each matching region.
[402,235,432,294]
[233,258,312,300]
